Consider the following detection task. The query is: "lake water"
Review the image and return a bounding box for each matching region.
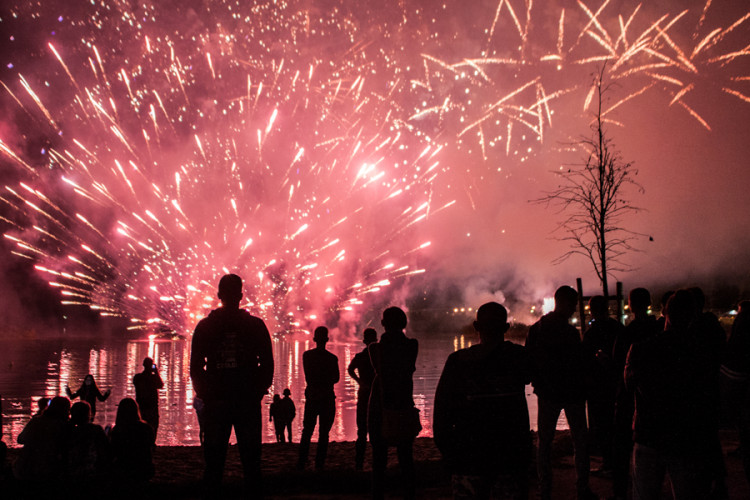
[0,330,555,447]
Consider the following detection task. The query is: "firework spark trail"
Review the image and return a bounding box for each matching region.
[0,1,454,334]
[0,0,748,334]
[410,0,750,158]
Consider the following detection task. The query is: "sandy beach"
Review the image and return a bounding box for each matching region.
[4,431,749,499]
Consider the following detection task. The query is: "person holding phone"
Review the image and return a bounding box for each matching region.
[133,357,164,441]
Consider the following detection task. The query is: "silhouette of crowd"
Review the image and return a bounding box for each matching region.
[2,273,749,500]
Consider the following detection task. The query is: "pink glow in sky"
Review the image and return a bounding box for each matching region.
[1,0,749,333]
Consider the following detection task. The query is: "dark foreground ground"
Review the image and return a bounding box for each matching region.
[4,431,749,499]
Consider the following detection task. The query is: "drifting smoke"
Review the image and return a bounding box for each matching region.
[1,0,750,336]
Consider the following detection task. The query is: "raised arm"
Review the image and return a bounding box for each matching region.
[96,387,111,402]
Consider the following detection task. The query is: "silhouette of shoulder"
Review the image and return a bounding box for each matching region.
[434,341,531,474]
[445,341,531,391]
[190,306,273,401]
[195,307,268,335]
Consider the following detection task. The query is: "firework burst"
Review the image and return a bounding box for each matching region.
[0,0,748,334]
[0,1,450,334]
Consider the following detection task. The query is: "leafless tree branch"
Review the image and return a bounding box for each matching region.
[532,64,645,299]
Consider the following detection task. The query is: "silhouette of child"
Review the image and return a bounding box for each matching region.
[269,394,285,442]
[280,388,296,443]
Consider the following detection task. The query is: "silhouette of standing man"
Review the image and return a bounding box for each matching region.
[133,357,163,441]
[348,327,377,470]
[297,326,339,470]
[190,274,274,498]
[626,289,714,499]
[526,285,595,500]
[434,302,532,499]
[582,295,622,475]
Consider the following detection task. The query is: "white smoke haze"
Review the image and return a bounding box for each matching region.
[1,0,750,338]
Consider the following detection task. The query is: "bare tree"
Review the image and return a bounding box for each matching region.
[535,67,643,300]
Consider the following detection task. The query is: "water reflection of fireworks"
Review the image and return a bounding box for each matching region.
[0,1,747,333]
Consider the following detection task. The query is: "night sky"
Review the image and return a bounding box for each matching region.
[1,0,749,333]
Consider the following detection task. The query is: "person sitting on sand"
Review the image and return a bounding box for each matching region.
[109,398,155,484]
[14,396,70,484]
[33,397,50,419]
[66,401,111,485]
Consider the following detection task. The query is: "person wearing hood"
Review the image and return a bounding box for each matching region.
[190,273,274,498]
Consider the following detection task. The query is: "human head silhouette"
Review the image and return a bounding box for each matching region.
[629,288,651,317]
[47,396,71,420]
[554,286,578,318]
[70,401,91,425]
[588,295,609,321]
[142,357,154,370]
[283,388,291,397]
[688,287,706,313]
[313,326,329,346]
[218,273,243,308]
[660,290,675,315]
[36,397,50,414]
[84,374,94,386]
[273,394,281,403]
[115,397,143,426]
[381,306,407,332]
[363,328,377,345]
[473,302,510,341]
[665,289,696,331]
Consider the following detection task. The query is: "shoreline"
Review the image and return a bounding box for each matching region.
[5,432,749,499]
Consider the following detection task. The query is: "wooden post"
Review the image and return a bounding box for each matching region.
[576,278,585,335]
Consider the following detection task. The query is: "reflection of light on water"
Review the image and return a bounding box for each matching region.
[1,331,558,446]
[53,349,72,398]
[148,335,156,359]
